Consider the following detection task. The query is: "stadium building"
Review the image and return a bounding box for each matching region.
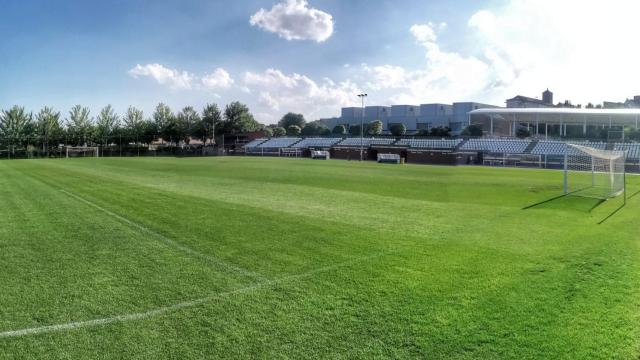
[320,101,500,135]
[469,108,640,138]
[320,89,640,138]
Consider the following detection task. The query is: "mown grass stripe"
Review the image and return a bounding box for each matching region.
[59,189,266,283]
[0,252,386,338]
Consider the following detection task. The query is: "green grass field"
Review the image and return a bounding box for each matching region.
[1,157,639,359]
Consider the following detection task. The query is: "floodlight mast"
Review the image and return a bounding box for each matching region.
[357,93,367,161]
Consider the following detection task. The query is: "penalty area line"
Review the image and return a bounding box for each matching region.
[59,189,266,282]
[0,252,387,339]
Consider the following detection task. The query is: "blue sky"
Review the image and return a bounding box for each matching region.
[2,0,639,123]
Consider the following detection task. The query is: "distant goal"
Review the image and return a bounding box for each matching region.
[377,153,401,164]
[311,150,330,160]
[66,146,99,158]
[564,144,625,200]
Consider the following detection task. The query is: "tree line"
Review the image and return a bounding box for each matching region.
[0,101,264,152]
[272,112,453,138]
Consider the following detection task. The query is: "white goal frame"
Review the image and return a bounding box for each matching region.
[66,146,99,158]
[563,144,625,200]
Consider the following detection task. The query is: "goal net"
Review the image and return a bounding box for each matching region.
[66,146,99,158]
[564,144,625,199]
[377,153,401,164]
[311,150,330,160]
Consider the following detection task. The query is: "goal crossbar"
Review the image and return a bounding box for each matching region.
[66,146,99,158]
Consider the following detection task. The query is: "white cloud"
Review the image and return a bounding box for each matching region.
[243,68,359,120]
[409,22,447,44]
[360,0,640,106]
[464,0,640,104]
[201,68,234,89]
[363,22,491,104]
[363,65,409,90]
[249,0,334,42]
[128,64,195,90]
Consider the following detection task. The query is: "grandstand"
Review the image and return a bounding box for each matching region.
[292,138,342,148]
[244,138,268,148]
[614,143,640,161]
[461,139,531,153]
[336,138,396,147]
[241,135,640,171]
[531,141,606,156]
[256,137,302,149]
[395,139,462,149]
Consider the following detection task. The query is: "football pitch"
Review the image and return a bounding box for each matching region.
[1,157,639,359]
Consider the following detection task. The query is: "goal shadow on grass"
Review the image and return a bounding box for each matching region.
[523,194,605,213]
[523,193,628,224]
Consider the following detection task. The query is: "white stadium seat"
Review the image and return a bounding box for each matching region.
[461,139,530,153]
[395,139,462,149]
[337,138,395,147]
[256,138,302,148]
[292,138,342,148]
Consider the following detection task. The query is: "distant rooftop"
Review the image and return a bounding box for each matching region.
[470,108,640,116]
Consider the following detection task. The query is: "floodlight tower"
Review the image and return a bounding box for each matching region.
[357,93,367,161]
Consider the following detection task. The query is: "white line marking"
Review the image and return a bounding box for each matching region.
[59,189,266,282]
[0,253,386,338]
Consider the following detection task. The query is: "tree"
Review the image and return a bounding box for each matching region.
[262,126,274,138]
[200,103,221,144]
[462,124,483,137]
[332,124,347,135]
[367,120,383,135]
[625,127,640,141]
[66,105,93,146]
[349,124,363,136]
[430,126,451,137]
[176,106,201,144]
[301,122,329,136]
[1,106,34,154]
[389,123,406,136]
[140,119,157,145]
[278,112,305,129]
[515,127,531,138]
[586,127,607,140]
[35,107,62,154]
[95,105,119,146]
[220,102,260,135]
[287,125,301,136]
[273,126,286,137]
[123,106,145,143]
[153,103,174,143]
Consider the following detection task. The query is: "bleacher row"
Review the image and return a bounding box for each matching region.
[244,138,640,160]
[246,137,460,150]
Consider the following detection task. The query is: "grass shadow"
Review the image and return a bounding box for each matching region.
[523,194,606,213]
[627,189,640,200]
[597,202,626,224]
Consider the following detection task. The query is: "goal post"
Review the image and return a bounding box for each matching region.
[564,144,625,200]
[66,146,99,158]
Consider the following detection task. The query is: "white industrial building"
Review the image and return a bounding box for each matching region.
[321,101,499,135]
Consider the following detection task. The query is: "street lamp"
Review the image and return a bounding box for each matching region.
[357,93,367,161]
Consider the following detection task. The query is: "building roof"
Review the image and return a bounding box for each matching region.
[507,95,547,105]
[470,108,640,116]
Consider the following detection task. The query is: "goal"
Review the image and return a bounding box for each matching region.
[66,146,99,158]
[564,144,625,199]
[311,150,330,160]
[377,153,401,164]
